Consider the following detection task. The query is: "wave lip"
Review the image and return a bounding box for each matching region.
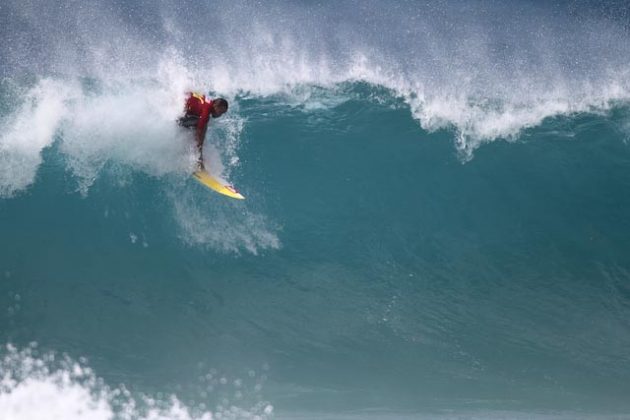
[407,78,630,158]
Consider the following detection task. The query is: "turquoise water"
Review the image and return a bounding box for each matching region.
[2,1,630,419]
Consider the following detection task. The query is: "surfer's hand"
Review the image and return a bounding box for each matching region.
[196,157,205,171]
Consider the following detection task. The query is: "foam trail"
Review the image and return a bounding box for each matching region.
[171,188,281,255]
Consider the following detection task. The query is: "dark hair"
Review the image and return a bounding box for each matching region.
[214,98,228,111]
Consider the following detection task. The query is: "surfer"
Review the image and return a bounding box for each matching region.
[178,93,229,169]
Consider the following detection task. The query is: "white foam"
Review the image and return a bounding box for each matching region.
[0,79,75,197]
[58,61,195,194]
[0,48,208,196]
[0,344,273,420]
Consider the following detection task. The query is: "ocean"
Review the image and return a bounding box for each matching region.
[1,1,630,419]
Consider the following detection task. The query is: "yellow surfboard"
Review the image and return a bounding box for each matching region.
[192,170,245,200]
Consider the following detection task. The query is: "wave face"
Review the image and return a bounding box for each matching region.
[2,1,630,418]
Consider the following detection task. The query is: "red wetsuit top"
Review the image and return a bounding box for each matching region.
[184,92,216,149]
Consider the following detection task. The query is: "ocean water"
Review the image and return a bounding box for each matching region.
[2,1,630,419]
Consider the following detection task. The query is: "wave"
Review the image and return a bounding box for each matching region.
[3,2,630,417]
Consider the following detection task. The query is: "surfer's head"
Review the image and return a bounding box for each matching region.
[211,98,228,118]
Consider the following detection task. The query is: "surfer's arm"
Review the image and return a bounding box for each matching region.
[195,106,211,155]
[194,126,206,152]
[194,127,206,170]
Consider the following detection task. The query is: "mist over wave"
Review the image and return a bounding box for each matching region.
[3,0,630,161]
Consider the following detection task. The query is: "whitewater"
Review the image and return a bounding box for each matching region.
[1,0,630,419]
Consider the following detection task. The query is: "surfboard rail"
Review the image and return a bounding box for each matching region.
[192,170,245,200]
